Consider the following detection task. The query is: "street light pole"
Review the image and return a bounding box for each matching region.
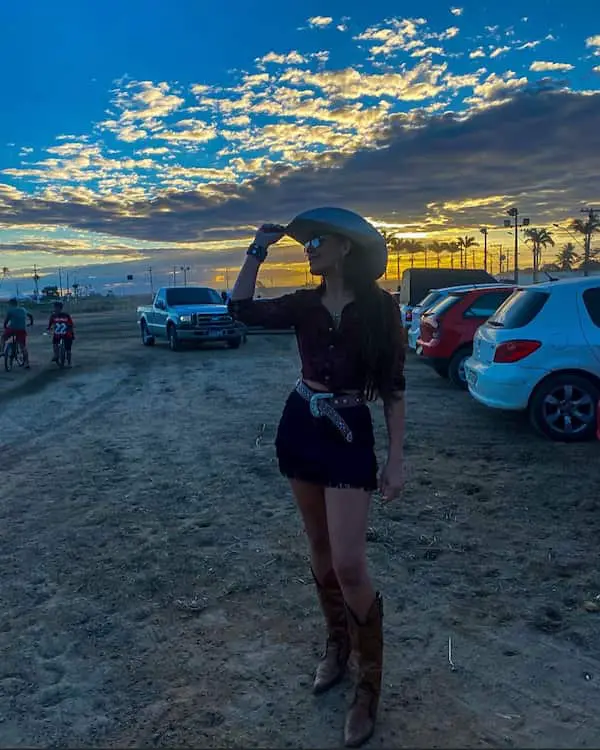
[180,265,191,286]
[480,228,488,272]
[504,207,529,284]
[580,207,599,277]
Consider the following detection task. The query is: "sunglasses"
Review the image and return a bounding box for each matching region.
[304,236,328,251]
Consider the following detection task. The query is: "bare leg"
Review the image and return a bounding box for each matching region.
[325,488,375,621]
[289,478,350,694]
[325,487,383,748]
[289,478,331,581]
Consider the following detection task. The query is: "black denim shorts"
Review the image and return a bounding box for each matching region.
[275,390,378,491]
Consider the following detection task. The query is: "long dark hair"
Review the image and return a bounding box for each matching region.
[320,244,398,402]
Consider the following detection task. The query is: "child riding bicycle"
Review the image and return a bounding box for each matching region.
[46,301,75,364]
[2,297,33,368]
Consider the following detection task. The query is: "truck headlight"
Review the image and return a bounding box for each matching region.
[179,315,192,323]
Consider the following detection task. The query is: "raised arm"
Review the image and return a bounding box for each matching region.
[229,223,302,330]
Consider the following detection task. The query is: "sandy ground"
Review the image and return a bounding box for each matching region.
[1,309,600,749]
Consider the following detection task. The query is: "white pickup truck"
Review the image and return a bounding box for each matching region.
[137,286,244,351]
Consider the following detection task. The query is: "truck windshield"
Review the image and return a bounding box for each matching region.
[165,288,222,306]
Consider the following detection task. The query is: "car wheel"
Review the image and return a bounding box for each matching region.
[141,321,155,346]
[227,337,242,349]
[529,373,600,442]
[448,348,471,390]
[167,325,180,352]
[432,361,449,379]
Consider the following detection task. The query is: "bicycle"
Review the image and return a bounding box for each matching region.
[55,333,69,368]
[3,332,26,372]
[44,329,72,368]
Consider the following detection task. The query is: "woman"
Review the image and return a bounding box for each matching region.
[229,207,405,748]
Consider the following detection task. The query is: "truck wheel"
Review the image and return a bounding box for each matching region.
[227,337,242,349]
[529,373,599,442]
[448,348,471,390]
[432,361,449,379]
[167,325,180,352]
[140,321,155,346]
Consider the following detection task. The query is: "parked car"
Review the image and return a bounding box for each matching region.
[398,268,499,331]
[137,286,244,351]
[465,277,600,442]
[416,285,516,388]
[407,283,508,351]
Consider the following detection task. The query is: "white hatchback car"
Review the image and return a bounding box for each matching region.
[407,283,507,351]
[465,276,600,441]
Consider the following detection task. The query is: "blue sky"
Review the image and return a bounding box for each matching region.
[1,0,599,293]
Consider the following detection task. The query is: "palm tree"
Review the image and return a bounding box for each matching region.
[380,230,398,281]
[571,214,600,276]
[524,227,555,282]
[389,237,403,280]
[402,239,422,268]
[446,241,460,269]
[456,236,479,269]
[555,242,580,272]
[430,241,445,269]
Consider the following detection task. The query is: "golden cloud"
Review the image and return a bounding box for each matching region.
[490,46,511,58]
[280,61,447,101]
[155,121,218,143]
[355,17,427,57]
[530,60,575,72]
[307,16,333,28]
[585,34,600,52]
[257,51,307,65]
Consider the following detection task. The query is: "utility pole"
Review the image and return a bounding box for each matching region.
[504,208,529,285]
[180,265,191,286]
[172,266,177,287]
[496,244,505,274]
[33,264,40,299]
[148,266,154,295]
[480,228,488,272]
[58,267,63,298]
[580,207,599,277]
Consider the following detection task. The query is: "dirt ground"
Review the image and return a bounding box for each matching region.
[1,309,599,749]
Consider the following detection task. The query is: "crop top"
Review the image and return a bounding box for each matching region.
[229,288,406,395]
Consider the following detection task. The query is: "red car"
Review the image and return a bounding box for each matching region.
[416,285,515,388]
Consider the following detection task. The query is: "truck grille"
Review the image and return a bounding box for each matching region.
[193,313,233,326]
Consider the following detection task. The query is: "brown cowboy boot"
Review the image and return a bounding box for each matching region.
[311,568,351,694]
[344,593,383,748]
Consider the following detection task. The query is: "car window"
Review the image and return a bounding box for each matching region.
[488,289,550,329]
[424,293,462,317]
[418,291,442,310]
[583,287,600,327]
[463,291,513,318]
[166,288,222,305]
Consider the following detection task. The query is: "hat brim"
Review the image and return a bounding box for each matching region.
[286,206,388,281]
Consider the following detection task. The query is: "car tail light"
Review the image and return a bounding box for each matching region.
[493,340,541,363]
[424,315,441,339]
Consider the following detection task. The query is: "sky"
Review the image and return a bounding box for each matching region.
[1,0,599,295]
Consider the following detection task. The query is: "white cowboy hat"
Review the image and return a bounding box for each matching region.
[286,206,388,281]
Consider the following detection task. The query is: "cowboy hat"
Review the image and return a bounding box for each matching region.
[286,206,388,280]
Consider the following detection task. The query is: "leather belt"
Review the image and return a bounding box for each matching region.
[295,380,364,443]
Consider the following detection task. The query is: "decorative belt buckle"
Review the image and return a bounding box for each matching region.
[309,392,333,418]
